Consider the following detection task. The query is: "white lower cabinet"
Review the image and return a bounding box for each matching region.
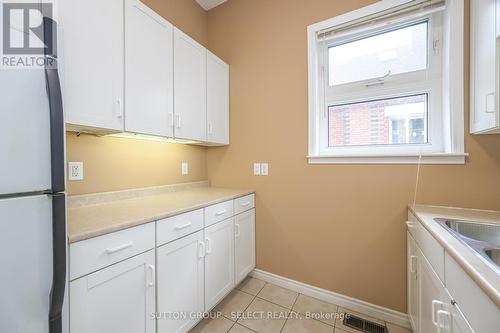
[418,247,473,333]
[157,230,205,333]
[446,295,475,333]
[235,209,256,285]
[445,252,500,333]
[70,196,256,332]
[407,214,476,333]
[418,246,450,333]
[204,218,235,311]
[70,250,156,333]
[407,232,420,333]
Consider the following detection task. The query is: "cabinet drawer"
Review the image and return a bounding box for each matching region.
[70,222,155,280]
[204,200,234,227]
[234,194,254,215]
[407,212,445,282]
[156,209,204,246]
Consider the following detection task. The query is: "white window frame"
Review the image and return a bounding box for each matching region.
[307,0,466,164]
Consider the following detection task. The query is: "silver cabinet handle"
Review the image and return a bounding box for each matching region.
[241,201,250,207]
[409,255,418,274]
[175,114,181,128]
[105,241,133,254]
[175,222,192,230]
[436,309,451,333]
[205,238,211,254]
[432,300,445,326]
[198,242,206,258]
[147,265,155,287]
[235,224,241,237]
[116,98,123,118]
[215,209,227,216]
[168,112,174,127]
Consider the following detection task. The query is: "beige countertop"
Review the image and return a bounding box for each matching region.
[68,186,254,243]
[409,205,500,308]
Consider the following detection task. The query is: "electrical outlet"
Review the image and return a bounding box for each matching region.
[68,162,83,181]
[261,163,269,176]
[253,163,261,175]
[181,162,189,175]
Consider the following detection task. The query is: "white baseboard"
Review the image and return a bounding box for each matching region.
[250,269,410,329]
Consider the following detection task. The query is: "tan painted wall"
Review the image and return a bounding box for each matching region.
[206,0,500,312]
[66,0,208,195]
[66,133,208,195]
[141,0,208,46]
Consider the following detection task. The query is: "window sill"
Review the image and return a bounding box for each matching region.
[307,153,468,165]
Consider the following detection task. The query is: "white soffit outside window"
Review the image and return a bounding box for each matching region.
[306,0,466,164]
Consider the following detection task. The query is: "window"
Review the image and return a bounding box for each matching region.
[328,94,428,147]
[328,21,429,86]
[307,0,466,164]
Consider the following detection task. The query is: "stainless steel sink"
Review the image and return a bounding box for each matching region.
[485,248,500,266]
[435,218,500,272]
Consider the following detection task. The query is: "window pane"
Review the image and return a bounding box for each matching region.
[328,21,428,86]
[328,94,428,147]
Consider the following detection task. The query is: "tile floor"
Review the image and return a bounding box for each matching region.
[190,277,412,333]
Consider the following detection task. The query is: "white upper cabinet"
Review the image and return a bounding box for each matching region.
[61,0,230,143]
[206,51,229,145]
[470,0,499,133]
[125,0,174,137]
[60,0,124,132]
[173,28,207,142]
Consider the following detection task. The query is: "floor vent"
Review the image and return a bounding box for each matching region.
[343,314,388,333]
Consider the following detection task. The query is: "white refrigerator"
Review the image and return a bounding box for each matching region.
[0,17,67,333]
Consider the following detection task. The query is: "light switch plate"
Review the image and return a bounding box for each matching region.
[253,163,261,175]
[181,162,189,175]
[261,163,269,176]
[68,162,84,181]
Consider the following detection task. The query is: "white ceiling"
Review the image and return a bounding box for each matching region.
[195,0,227,11]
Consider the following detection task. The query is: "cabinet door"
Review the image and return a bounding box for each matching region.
[173,28,207,142]
[204,218,235,311]
[470,0,497,133]
[206,51,229,145]
[59,0,124,131]
[235,209,255,285]
[445,293,474,333]
[497,0,500,37]
[418,246,448,333]
[407,232,420,333]
[157,231,204,333]
[70,250,155,333]
[125,0,174,137]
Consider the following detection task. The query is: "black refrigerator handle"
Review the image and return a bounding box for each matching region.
[49,193,66,333]
[43,17,65,193]
[43,17,66,333]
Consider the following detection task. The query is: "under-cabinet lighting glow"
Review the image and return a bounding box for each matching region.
[106,132,202,145]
